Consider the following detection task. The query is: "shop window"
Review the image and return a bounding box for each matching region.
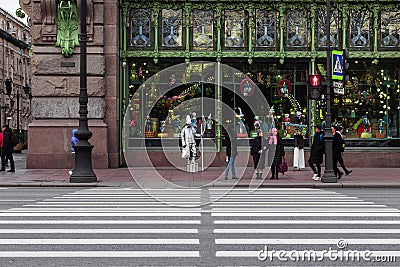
[128,9,152,48]
[191,9,214,51]
[285,9,309,50]
[379,10,400,50]
[348,9,371,50]
[161,9,183,48]
[317,8,340,49]
[255,9,278,50]
[224,10,246,49]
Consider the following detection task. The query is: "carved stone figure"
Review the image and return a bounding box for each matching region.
[56,0,80,57]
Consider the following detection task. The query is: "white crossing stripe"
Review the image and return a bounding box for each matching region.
[0,213,201,217]
[215,239,400,245]
[214,228,400,234]
[211,212,400,217]
[0,239,199,244]
[216,250,400,258]
[0,251,200,257]
[0,228,198,234]
[0,220,201,224]
[214,220,400,225]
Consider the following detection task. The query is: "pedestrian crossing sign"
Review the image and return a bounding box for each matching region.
[332,50,343,80]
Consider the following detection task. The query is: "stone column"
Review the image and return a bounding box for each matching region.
[20,0,118,168]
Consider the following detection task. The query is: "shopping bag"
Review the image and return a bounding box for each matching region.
[278,161,288,174]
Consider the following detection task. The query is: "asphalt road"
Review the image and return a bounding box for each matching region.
[0,187,398,266]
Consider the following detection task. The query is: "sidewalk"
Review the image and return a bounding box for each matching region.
[0,152,399,188]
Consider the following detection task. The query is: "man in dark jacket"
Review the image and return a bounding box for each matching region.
[2,125,15,172]
[332,126,344,179]
[309,125,324,181]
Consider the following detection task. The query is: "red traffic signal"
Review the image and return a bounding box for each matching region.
[309,74,322,88]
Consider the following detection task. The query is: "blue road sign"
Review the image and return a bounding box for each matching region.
[332,50,343,80]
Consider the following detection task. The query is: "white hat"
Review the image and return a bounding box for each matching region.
[186,115,191,124]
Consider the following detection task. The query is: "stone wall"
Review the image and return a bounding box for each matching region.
[20,0,120,168]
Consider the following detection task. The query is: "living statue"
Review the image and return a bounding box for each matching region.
[181,115,197,163]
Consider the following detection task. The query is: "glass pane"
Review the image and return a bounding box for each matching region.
[255,10,278,48]
[348,10,370,49]
[224,10,245,48]
[192,9,213,50]
[286,9,308,48]
[129,9,152,47]
[161,9,183,47]
[317,8,339,48]
[380,10,400,49]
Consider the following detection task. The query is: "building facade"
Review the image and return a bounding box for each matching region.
[20,0,400,169]
[0,7,32,138]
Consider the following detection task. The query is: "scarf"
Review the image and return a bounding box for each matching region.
[269,135,277,144]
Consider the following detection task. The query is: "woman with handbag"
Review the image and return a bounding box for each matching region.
[268,128,285,180]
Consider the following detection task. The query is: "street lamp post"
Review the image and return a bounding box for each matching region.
[322,0,337,183]
[70,0,97,183]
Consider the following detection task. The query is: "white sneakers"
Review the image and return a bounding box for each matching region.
[312,174,321,181]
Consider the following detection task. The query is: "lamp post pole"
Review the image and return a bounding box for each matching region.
[322,0,337,183]
[70,0,97,182]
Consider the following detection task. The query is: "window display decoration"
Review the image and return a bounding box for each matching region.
[240,78,255,97]
[348,10,370,49]
[162,9,183,47]
[317,8,339,48]
[286,9,308,48]
[380,10,400,49]
[129,9,151,47]
[224,10,245,48]
[192,9,213,49]
[256,10,277,48]
[276,79,293,98]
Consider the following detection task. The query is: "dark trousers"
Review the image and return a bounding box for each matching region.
[271,164,279,178]
[337,152,349,172]
[3,153,14,171]
[333,153,343,177]
[309,161,321,177]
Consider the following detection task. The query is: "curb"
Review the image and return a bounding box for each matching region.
[2,182,400,188]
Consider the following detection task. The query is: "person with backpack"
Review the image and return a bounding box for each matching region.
[309,125,324,181]
[1,125,16,172]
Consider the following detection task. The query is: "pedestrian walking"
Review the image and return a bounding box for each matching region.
[251,130,267,179]
[332,126,346,179]
[0,127,5,171]
[336,126,352,176]
[268,128,285,180]
[1,125,15,172]
[224,125,238,180]
[309,125,324,181]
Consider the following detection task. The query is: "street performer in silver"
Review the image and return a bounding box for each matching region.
[181,115,197,163]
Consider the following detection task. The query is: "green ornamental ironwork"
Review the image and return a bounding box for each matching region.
[56,0,79,57]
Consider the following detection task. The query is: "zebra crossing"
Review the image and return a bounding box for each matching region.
[210,188,400,265]
[0,187,398,266]
[0,188,202,266]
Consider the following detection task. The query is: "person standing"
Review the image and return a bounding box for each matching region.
[2,125,15,172]
[251,130,267,179]
[336,126,352,175]
[268,128,285,180]
[224,126,238,180]
[309,126,324,181]
[291,110,306,170]
[181,115,197,163]
[0,127,5,171]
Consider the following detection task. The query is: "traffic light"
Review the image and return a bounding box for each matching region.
[308,74,322,100]
[4,79,12,95]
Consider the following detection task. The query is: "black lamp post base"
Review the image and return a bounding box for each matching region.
[321,170,337,183]
[70,143,97,183]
